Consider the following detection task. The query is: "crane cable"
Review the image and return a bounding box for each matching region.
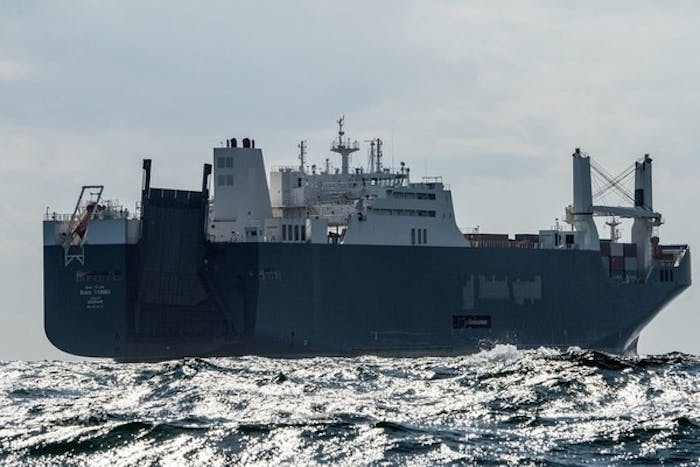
[590,158,636,204]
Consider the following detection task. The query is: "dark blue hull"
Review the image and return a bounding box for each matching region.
[43,240,691,361]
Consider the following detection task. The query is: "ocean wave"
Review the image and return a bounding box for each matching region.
[1,349,699,465]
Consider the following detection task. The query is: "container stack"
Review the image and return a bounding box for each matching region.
[624,243,638,280]
[600,240,638,282]
[514,234,540,247]
[465,233,509,248]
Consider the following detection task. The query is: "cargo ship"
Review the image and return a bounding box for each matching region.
[43,118,691,361]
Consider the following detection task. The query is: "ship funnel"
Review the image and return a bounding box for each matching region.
[211,140,272,242]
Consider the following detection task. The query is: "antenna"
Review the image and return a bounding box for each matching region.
[363,138,384,173]
[330,115,359,174]
[364,139,376,173]
[298,140,307,173]
[391,131,394,173]
[606,217,622,243]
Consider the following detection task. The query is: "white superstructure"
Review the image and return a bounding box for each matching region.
[342,179,466,247]
[209,138,272,243]
[207,118,467,247]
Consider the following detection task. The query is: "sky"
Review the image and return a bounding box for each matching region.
[1,1,699,360]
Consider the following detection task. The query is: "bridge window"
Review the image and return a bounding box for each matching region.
[370,208,436,217]
[217,175,234,186]
[660,269,675,282]
[218,156,233,169]
[411,228,428,245]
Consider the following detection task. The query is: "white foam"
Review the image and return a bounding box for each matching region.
[470,344,522,364]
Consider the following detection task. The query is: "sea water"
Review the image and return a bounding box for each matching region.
[1,346,699,465]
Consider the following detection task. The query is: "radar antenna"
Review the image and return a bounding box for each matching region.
[364,138,384,173]
[606,217,622,243]
[298,140,307,173]
[330,115,359,174]
[365,139,376,173]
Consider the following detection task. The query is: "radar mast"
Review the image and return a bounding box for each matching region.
[606,217,622,243]
[365,138,384,173]
[298,140,307,173]
[330,115,359,174]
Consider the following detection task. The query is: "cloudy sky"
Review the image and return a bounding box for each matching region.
[1,1,698,359]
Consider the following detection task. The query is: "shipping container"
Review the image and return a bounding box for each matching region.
[600,240,610,256]
[624,257,638,270]
[478,234,509,241]
[465,233,510,244]
[611,256,625,271]
[515,234,540,242]
[623,243,637,257]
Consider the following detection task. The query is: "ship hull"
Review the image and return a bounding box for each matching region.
[43,241,691,361]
